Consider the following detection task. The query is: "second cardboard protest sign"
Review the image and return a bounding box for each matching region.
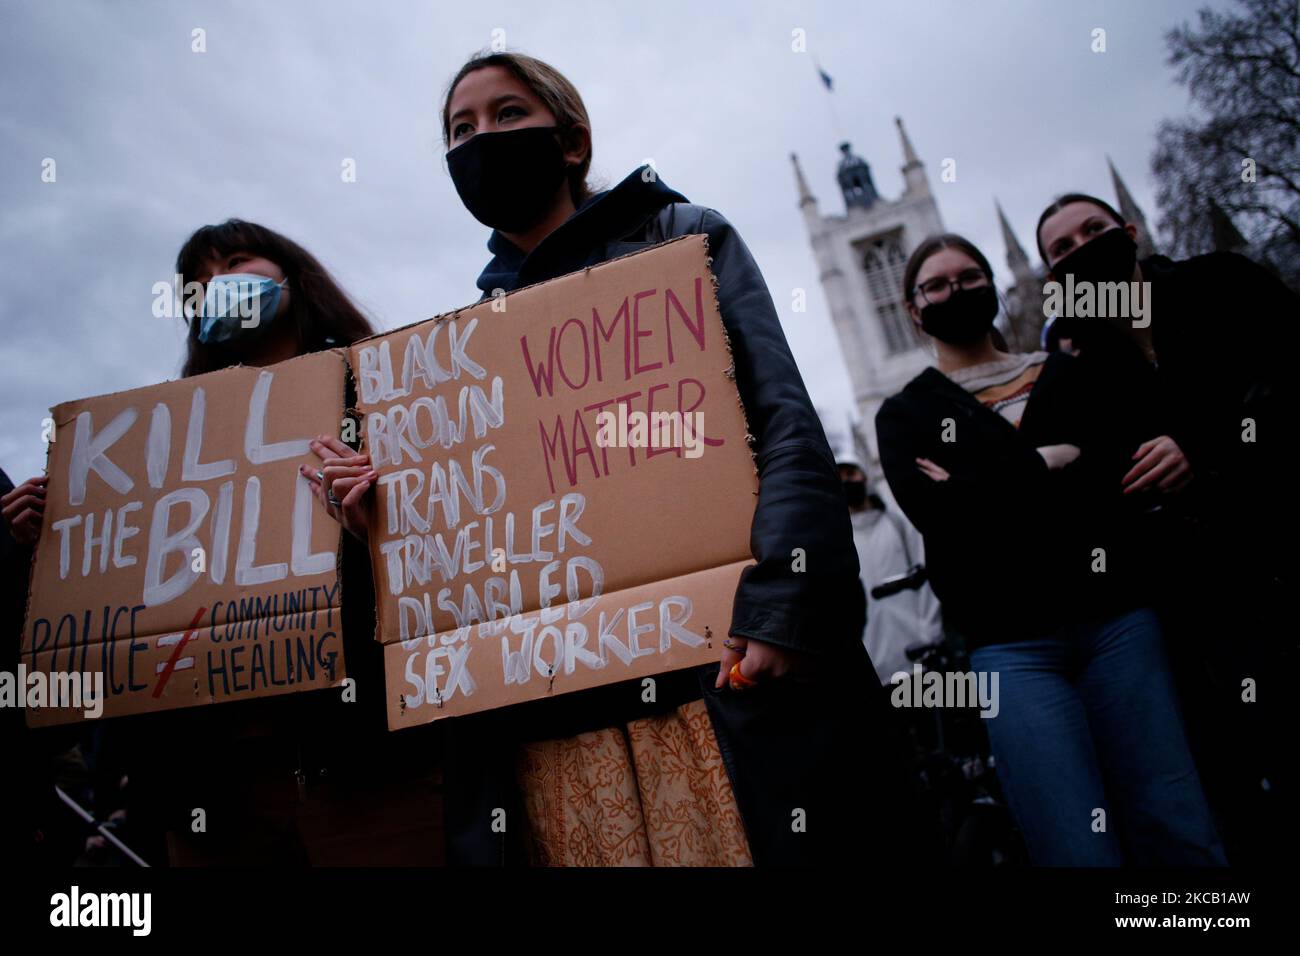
[351,235,758,729]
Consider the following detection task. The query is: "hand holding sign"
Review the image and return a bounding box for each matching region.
[1,474,47,546]
[300,434,378,543]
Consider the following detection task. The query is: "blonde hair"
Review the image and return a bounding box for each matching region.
[441,50,597,207]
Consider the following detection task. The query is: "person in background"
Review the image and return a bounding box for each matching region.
[875,232,1224,866]
[1038,193,1299,864]
[838,457,943,684]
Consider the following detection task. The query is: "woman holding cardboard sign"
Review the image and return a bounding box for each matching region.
[164,221,452,865]
[404,50,920,866]
[50,220,441,865]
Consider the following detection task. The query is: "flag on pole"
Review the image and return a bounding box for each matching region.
[815,60,834,91]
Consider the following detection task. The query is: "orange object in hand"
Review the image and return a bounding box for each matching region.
[728,660,759,691]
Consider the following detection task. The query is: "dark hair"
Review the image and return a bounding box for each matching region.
[901,233,995,304]
[1034,193,1125,264]
[440,50,596,209]
[176,219,376,378]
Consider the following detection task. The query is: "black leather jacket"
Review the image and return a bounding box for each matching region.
[443,166,903,867]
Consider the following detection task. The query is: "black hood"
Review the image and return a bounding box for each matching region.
[474,164,688,297]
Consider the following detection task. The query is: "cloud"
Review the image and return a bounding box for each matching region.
[0,0,1222,483]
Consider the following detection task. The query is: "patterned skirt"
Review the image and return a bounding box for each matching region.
[513,698,752,866]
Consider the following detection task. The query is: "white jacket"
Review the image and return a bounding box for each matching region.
[850,505,944,683]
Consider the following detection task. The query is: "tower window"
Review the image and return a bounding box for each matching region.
[860,234,918,355]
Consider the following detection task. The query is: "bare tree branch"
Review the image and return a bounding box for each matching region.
[1152,0,1300,288]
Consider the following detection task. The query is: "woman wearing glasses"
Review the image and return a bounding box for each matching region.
[875,233,1224,866]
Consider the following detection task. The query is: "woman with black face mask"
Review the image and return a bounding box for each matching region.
[412,49,923,868]
[1038,194,1300,865]
[875,233,1224,866]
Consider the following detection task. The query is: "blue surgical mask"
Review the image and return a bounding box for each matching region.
[197,273,287,345]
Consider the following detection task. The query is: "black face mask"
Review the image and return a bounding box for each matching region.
[1051,227,1138,286]
[842,479,867,508]
[447,125,571,233]
[919,285,999,345]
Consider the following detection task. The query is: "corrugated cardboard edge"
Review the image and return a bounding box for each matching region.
[697,234,760,478]
[341,358,387,653]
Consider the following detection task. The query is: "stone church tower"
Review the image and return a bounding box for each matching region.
[791,117,943,473]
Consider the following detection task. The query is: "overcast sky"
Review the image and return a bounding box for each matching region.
[0,0,1228,482]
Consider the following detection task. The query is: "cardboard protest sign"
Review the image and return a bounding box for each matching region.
[351,235,759,730]
[22,350,348,726]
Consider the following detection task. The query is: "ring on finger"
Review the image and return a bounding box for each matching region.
[722,638,744,651]
[728,661,759,691]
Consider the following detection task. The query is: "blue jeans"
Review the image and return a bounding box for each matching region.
[969,608,1226,866]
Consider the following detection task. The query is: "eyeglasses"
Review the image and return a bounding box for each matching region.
[912,269,989,305]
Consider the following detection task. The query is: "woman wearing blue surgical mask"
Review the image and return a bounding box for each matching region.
[179,222,380,541]
[156,221,436,865]
[3,223,378,557]
[4,219,406,864]
[177,220,375,375]
[128,222,439,865]
[192,271,289,345]
[2,231,373,554]
[0,254,309,560]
